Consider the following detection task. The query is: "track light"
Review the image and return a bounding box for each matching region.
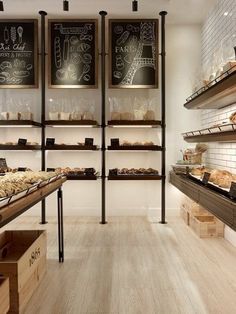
[132,0,138,12]
[0,1,4,11]
[63,0,69,11]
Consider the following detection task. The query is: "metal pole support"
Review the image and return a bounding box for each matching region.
[57,187,64,263]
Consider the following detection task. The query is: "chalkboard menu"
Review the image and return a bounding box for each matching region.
[0,20,38,88]
[109,19,158,88]
[49,20,98,88]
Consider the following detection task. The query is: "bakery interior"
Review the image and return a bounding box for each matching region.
[0,0,236,313]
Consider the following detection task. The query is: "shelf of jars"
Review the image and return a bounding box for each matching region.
[184,66,236,110]
[183,123,236,143]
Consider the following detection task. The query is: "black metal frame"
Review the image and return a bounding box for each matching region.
[99,11,108,224]
[39,11,48,225]
[159,11,167,224]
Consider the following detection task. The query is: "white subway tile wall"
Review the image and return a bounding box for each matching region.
[201,0,236,171]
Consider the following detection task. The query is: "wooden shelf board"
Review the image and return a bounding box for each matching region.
[0,120,41,127]
[45,145,98,151]
[44,120,98,127]
[108,175,162,180]
[184,130,236,143]
[184,71,236,110]
[107,145,162,151]
[66,175,98,180]
[0,145,41,151]
[107,120,162,127]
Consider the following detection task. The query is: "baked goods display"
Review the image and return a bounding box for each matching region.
[0,141,39,146]
[109,168,159,176]
[230,112,236,124]
[0,171,61,205]
[121,140,154,146]
[0,111,33,121]
[54,167,97,177]
[190,167,236,190]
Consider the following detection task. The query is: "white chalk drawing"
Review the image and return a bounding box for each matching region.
[124,54,133,64]
[120,22,156,85]
[0,61,12,71]
[116,55,124,70]
[10,27,16,44]
[70,36,79,45]
[54,37,62,69]
[17,26,23,44]
[80,34,93,41]
[71,52,82,64]
[82,53,92,64]
[54,23,92,35]
[63,36,70,64]
[114,25,123,35]
[83,74,90,81]
[78,64,90,81]
[56,69,68,81]
[26,64,33,71]
[13,70,30,78]
[77,43,91,52]
[13,59,26,68]
[116,31,130,46]
[4,27,9,44]
[126,24,139,32]
[113,71,122,79]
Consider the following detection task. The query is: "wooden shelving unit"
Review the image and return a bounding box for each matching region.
[67,175,98,180]
[184,69,236,110]
[44,120,99,127]
[183,124,236,142]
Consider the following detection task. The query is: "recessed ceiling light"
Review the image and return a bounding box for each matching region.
[224,11,229,16]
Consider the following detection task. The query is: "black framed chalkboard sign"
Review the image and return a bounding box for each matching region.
[0,19,38,88]
[109,19,159,89]
[48,19,98,88]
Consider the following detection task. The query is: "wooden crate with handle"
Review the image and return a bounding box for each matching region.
[0,230,47,314]
[0,277,10,314]
[190,215,224,238]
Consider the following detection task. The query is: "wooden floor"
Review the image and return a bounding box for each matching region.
[3,216,236,314]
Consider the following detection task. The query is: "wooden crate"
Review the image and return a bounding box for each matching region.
[0,230,47,314]
[180,206,190,225]
[190,215,224,238]
[0,277,10,314]
[181,196,210,216]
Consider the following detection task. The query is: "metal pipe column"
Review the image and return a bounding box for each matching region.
[39,11,47,224]
[159,11,167,224]
[99,11,108,224]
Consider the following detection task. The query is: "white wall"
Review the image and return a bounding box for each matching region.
[0,23,202,218]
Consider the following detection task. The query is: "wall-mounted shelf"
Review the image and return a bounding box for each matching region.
[107,145,162,151]
[44,120,99,127]
[169,171,236,230]
[108,174,163,180]
[184,69,236,110]
[0,120,42,127]
[183,124,236,142]
[0,145,41,151]
[107,120,162,128]
[45,145,98,151]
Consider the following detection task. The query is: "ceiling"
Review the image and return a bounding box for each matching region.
[2,0,217,24]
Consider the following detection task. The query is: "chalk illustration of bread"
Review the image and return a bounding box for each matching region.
[54,37,62,69]
[116,31,130,46]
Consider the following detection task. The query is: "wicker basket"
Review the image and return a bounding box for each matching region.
[184,152,202,165]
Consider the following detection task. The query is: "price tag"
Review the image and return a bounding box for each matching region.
[47,168,55,172]
[111,138,120,147]
[17,167,27,172]
[229,182,236,199]
[0,158,7,169]
[46,138,55,146]
[85,138,94,146]
[18,138,27,145]
[202,172,211,185]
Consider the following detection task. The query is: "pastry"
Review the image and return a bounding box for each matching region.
[111,112,121,120]
[82,111,94,120]
[143,141,154,146]
[143,110,155,121]
[133,142,142,146]
[191,167,207,176]
[230,112,236,124]
[120,112,134,121]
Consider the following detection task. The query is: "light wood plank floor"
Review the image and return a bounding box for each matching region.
[3,216,236,314]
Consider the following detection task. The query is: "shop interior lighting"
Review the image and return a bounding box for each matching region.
[132,0,138,12]
[63,0,69,11]
[0,1,4,11]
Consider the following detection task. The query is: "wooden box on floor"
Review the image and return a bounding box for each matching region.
[180,206,190,225]
[0,230,47,314]
[190,215,224,238]
[181,196,210,216]
[0,277,10,314]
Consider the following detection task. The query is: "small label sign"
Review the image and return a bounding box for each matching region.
[46,138,55,146]
[18,138,27,146]
[47,168,55,172]
[18,167,27,172]
[0,158,7,169]
[111,138,120,147]
[202,172,211,185]
[85,138,94,146]
[229,182,236,199]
